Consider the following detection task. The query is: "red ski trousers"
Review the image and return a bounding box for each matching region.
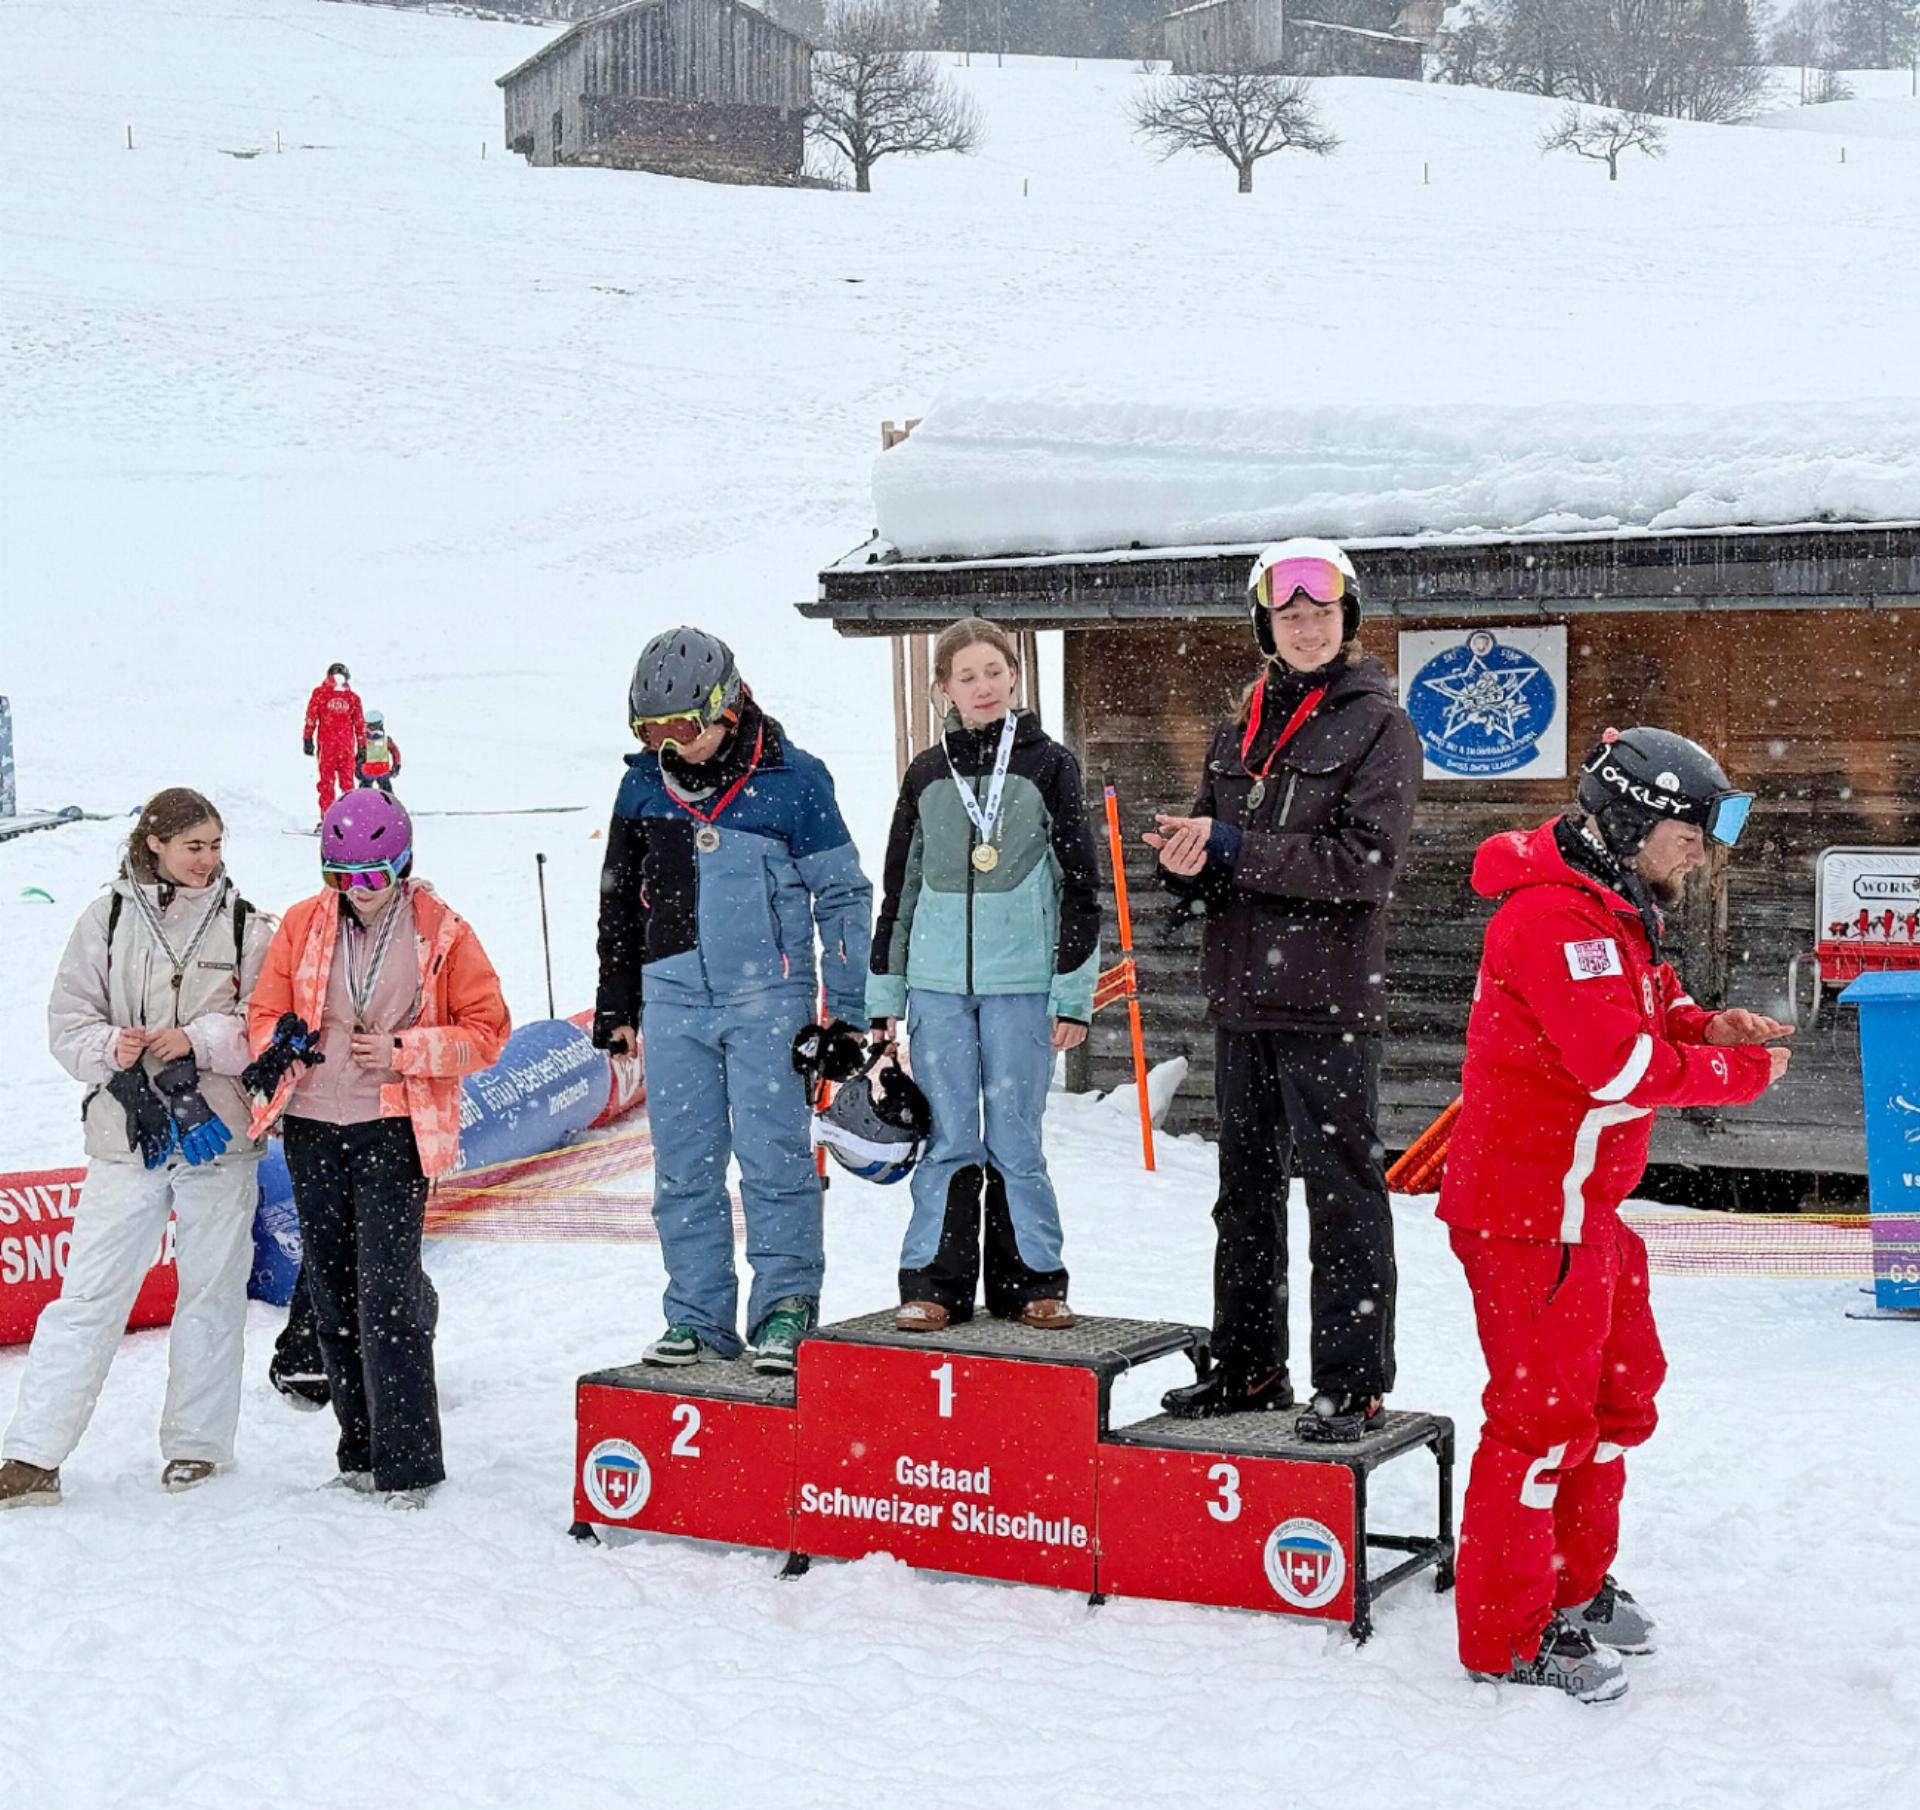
[1449,1218,1666,1673]
[315,746,356,816]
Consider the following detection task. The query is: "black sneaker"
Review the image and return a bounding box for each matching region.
[1295,1391,1385,1443]
[1470,1614,1630,1704]
[1161,1367,1295,1420]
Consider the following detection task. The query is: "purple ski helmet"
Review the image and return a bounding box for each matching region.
[319,792,413,892]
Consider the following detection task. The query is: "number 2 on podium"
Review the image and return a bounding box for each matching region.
[931,1361,955,1419]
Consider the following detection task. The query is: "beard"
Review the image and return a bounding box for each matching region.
[1645,868,1688,908]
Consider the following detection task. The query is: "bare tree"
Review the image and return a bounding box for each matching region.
[1133,68,1340,194]
[810,1,982,193]
[1538,102,1668,178]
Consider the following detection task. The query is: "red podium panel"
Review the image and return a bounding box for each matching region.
[1099,1406,1455,1640]
[1098,1443,1357,1625]
[796,1341,1099,1590]
[575,1361,796,1553]
[793,1313,1195,1593]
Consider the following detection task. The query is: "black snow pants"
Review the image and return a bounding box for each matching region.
[282,1115,443,1491]
[898,1164,1069,1320]
[1208,1026,1396,1398]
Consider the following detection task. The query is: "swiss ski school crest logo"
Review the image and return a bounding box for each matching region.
[1262,1517,1348,1610]
[1407,630,1559,777]
[583,1438,651,1520]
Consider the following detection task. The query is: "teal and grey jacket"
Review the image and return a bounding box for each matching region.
[867,710,1101,1024]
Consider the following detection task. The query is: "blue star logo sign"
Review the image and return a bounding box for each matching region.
[1407,631,1558,777]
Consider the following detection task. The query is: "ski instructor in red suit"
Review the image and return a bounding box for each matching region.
[1439,726,1791,1704]
[303,662,365,823]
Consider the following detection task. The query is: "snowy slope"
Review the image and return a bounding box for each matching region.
[4,5,1920,1804]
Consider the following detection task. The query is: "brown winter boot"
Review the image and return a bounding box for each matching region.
[161,1460,219,1494]
[0,1459,62,1509]
[895,1300,951,1333]
[1018,1299,1078,1331]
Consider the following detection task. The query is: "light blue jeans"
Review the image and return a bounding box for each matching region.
[903,990,1065,1275]
[643,994,821,1356]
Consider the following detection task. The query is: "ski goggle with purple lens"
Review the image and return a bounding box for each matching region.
[1253,557,1348,611]
[321,857,408,893]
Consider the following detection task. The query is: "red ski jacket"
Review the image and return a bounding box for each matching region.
[304,681,365,757]
[1437,819,1772,1244]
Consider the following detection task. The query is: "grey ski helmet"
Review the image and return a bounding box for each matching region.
[1577,727,1753,858]
[814,1062,932,1186]
[327,661,350,680]
[628,626,742,743]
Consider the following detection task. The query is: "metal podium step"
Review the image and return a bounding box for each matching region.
[580,1356,795,1408]
[1107,1405,1447,1471]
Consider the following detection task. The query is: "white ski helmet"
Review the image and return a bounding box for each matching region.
[1247,538,1361,652]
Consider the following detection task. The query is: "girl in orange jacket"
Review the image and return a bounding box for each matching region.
[245,792,508,1506]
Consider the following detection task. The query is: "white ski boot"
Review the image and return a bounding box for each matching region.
[1569,1574,1658,1654]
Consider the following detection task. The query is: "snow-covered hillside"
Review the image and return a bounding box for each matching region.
[4,5,1920,1805]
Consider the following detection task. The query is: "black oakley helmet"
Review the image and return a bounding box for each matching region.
[1577,726,1753,859]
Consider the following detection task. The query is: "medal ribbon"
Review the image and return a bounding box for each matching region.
[945,711,1019,855]
[1239,679,1328,789]
[663,724,764,827]
[126,873,229,1010]
[345,882,410,1031]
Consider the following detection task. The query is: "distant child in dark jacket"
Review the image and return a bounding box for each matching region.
[869,618,1101,1335]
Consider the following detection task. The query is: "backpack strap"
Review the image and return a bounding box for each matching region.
[104,890,124,980]
[232,894,252,998]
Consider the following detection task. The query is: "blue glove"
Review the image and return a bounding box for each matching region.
[151,1056,232,1166]
[105,1065,178,1170]
[242,1013,325,1103]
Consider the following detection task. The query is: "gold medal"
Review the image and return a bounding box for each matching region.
[695,825,721,854]
[971,843,1000,874]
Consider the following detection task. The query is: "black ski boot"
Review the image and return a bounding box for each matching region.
[1296,1390,1385,1443]
[269,1347,330,1413]
[1161,1366,1295,1420]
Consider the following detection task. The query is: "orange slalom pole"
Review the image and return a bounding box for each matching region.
[1386,1095,1461,1194]
[1102,777,1156,1173]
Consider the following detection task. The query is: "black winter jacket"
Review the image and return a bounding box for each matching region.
[1165,655,1421,1034]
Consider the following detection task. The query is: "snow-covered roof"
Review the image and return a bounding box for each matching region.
[868,394,1920,563]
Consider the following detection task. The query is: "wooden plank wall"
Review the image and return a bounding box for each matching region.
[580,0,811,109]
[1065,611,1920,1171]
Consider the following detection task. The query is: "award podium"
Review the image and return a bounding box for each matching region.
[573,1310,1453,1641]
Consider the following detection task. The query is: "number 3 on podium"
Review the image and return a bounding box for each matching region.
[1207,1461,1241,1523]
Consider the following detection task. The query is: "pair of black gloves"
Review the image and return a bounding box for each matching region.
[790,1020,887,1088]
[106,1055,231,1170]
[303,737,367,760]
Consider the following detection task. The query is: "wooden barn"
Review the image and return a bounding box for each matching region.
[804,516,1920,1184]
[497,0,813,182]
[1165,0,1427,81]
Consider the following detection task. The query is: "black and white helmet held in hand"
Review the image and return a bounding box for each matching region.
[814,1061,932,1187]
[1577,726,1753,859]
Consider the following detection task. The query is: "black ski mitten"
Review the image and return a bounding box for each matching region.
[241,1013,325,1103]
[106,1065,178,1170]
[151,1056,232,1166]
[791,1020,869,1086]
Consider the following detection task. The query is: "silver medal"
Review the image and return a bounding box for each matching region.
[695,825,721,854]
[1247,778,1266,810]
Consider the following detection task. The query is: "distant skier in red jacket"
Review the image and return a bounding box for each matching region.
[303,662,365,821]
[1439,727,1791,1704]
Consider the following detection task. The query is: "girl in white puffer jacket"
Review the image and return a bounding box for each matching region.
[0,789,274,1509]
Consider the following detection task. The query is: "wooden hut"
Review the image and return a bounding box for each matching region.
[804,522,1920,1181]
[498,0,812,182]
[1165,0,1426,81]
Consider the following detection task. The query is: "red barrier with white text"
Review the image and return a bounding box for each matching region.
[0,1167,179,1347]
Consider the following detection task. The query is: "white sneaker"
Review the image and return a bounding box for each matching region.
[322,1470,376,1495]
[383,1486,434,1511]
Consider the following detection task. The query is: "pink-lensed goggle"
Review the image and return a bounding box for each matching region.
[1253,557,1348,610]
[322,861,405,893]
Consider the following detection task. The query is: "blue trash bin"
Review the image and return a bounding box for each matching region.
[1839,971,1920,1313]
